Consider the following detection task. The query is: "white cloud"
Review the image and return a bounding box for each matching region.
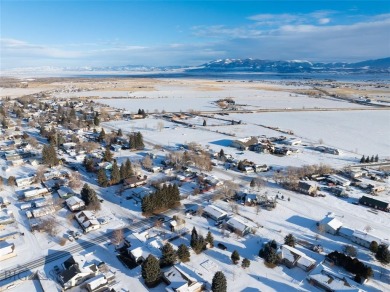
[318,18,331,24]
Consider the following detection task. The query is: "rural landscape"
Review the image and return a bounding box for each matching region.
[0,74,389,292]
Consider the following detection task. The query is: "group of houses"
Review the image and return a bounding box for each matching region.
[319,215,389,248]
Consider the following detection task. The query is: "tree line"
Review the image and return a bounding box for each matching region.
[141,184,180,214]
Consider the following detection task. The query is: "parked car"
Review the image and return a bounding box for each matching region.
[217,243,227,250]
[98,218,108,225]
[67,234,74,242]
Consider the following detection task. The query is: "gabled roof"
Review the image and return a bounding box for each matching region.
[321,216,343,230]
[226,217,251,232]
[281,245,316,268]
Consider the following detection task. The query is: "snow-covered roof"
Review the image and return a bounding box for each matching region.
[65,196,85,207]
[321,216,343,230]
[281,245,316,268]
[204,205,227,219]
[0,242,14,257]
[308,264,362,292]
[226,216,251,232]
[352,230,388,245]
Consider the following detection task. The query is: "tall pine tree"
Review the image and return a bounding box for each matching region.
[160,243,177,267]
[212,271,227,292]
[141,254,161,287]
[111,160,120,184]
[177,244,190,262]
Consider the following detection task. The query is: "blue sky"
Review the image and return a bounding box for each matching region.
[1,1,389,69]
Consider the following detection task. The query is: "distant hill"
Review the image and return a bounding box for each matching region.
[186,57,390,74]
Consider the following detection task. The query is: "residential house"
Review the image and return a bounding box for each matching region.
[203,205,227,222]
[84,275,108,292]
[22,188,50,200]
[123,175,148,188]
[31,206,55,218]
[319,216,343,235]
[359,195,389,211]
[280,245,316,271]
[307,264,362,292]
[254,164,268,172]
[0,215,15,226]
[66,196,86,212]
[327,175,351,187]
[57,186,76,199]
[226,217,252,236]
[162,264,204,292]
[251,142,274,154]
[350,230,388,249]
[231,137,258,150]
[75,211,101,233]
[15,175,35,187]
[298,181,318,196]
[0,242,16,261]
[59,255,99,289]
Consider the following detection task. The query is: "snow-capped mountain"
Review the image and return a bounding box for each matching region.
[188,57,390,73]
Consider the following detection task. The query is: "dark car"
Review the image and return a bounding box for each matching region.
[217,243,227,250]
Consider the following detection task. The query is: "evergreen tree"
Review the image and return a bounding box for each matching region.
[241,258,250,269]
[69,108,76,119]
[177,244,190,262]
[365,156,370,163]
[117,128,123,137]
[120,163,126,181]
[97,168,109,187]
[231,250,240,264]
[376,244,390,265]
[160,243,177,267]
[374,154,379,162]
[211,271,227,292]
[205,231,214,247]
[219,148,225,158]
[98,128,105,142]
[284,233,296,247]
[203,119,207,126]
[250,178,256,188]
[125,158,133,177]
[102,146,113,162]
[190,227,198,249]
[94,115,100,126]
[370,155,374,163]
[111,160,120,184]
[360,155,365,163]
[369,241,379,253]
[141,196,153,214]
[136,132,145,149]
[141,254,161,287]
[80,184,100,207]
[42,144,58,167]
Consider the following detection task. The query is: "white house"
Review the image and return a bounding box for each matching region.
[66,196,86,212]
[75,211,101,233]
[85,275,108,292]
[203,205,227,221]
[307,264,362,292]
[0,242,16,261]
[226,217,252,236]
[163,264,204,292]
[351,230,387,249]
[320,216,343,235]
[59,255,99,289]
[15,175,35,187]
[280,245,316,271]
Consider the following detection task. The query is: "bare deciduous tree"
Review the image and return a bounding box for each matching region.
[157,121,164,132]
[68,171,82,189]
[39,218,60,237]
[111,229,124,247]
[142,155,153,170]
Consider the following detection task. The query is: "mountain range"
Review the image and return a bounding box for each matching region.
[189,57,390,73]
[70,57,390,74]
